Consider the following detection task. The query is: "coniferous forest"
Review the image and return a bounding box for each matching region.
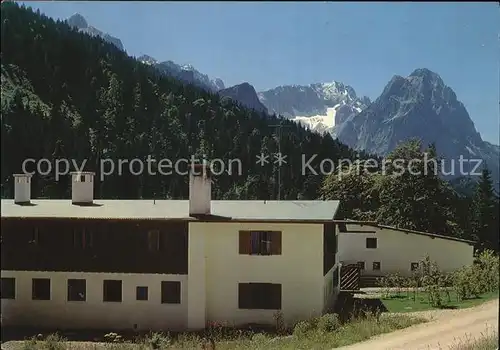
[1,3,498,251]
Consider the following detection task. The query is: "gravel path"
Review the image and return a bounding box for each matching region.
[339,298,499,350]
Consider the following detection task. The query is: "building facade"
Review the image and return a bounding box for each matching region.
[1,168,342,331]
[337,222,475,277]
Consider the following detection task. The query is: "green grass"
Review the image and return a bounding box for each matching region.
[7,313,426,350]
[380,290,499,313]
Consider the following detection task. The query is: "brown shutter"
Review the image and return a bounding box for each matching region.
[270,231,282,255]
[239,231,251,254]
[271,284,282,309]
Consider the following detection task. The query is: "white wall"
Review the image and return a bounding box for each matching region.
[1,271,187,331]
[188,222,324,329]
[322,264,340,312]
[71,173,94,204]
[338,225,474,276]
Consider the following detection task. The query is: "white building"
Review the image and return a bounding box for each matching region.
[337,222,475,278]
[1,166,345,331]
[0,166,476,332]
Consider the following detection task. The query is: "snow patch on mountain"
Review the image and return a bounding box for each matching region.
[258,81,371,124]
[259,82,370,135]
[292,107,338,134]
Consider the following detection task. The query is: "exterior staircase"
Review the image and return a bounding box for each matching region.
[359,275,383,288]
[339,264,360,291]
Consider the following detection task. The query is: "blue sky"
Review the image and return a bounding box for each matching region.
[21,1,499,144]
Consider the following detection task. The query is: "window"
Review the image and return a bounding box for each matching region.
[357,261,365,270]
[29,228,39,245]
[373,262,381,271]
[67,279,86,301]
[161,281,181,304]
[366,237,377,249]
[80,175,86,182]
[239,231,281,255]
[1,278,15,299]
[136,286,148,301]
[238,283,281,310]
[103,280,122,302]
[411,262,419,271]
[32,278,51,300]
[148,230,160,251]
[73,229,93,249]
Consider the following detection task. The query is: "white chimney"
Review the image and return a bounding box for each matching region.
[189,161,212,215]
[13,173,32,204]
[71,172,95,205]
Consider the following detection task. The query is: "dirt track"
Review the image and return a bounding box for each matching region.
[339,298,499,350]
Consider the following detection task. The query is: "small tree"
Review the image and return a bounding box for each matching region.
[420,256,445,307]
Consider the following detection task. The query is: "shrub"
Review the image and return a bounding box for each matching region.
[293,320,314,338]
[22,334,66,350]
[103,332,123,343]
[453,249,499,301]
[145,332,170,349]
[273,310,286,335]
[317,313,340,332]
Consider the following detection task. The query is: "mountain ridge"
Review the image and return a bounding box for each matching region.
[333,68,499,189]
[219,83,268,114]
[60,12,499,190]
[67,13,124,51]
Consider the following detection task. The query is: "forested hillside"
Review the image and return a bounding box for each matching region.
[0,3,497,250]
[321,140,499,250]
[0,3,365,201]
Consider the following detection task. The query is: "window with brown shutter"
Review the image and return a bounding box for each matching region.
[238,283,281,310]
[239,231,251,254]
[270,231,282,255]
[239,231,282,255]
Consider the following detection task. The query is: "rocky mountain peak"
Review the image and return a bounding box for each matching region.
[333,68,497,186]
[137,54,158,65]
[219,82,268,114]
[67,13,88,29]
[65,14,124,51]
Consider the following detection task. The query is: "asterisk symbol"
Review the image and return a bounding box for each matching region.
[273,153,287,166]
[256,153,270,166]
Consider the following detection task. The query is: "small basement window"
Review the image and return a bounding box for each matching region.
[67,279,86,301]
[1,278,16,299]
[372,262,381,271]
[357,261,365,270]
[103,280,122,302]
[161,281,181,304]
[32,278,51,300]
[366,237,377,249]
[136,286,148,301]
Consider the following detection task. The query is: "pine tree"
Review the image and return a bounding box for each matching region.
[471,166,499,252]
